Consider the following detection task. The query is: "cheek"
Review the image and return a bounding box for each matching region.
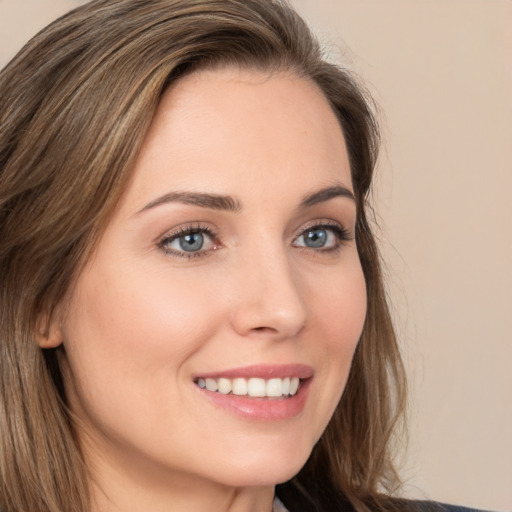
[58,261,231,465]
[59,260,225,424]
[65,262,218,360]
[301,258,367,431]
[313,260,367,350]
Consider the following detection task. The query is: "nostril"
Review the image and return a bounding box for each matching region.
[252,326,278,333]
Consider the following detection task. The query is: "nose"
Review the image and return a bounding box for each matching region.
[229,247,307,340]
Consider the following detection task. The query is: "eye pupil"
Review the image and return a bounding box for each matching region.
[179,232,204,252]
[304,229,327,248]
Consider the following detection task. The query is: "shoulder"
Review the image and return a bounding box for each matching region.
[275,492,493,512]
[275,482,493,512]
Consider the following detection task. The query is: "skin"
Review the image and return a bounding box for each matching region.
[47,68,367,512]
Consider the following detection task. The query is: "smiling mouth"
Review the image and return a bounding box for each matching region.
[194,376,302,398]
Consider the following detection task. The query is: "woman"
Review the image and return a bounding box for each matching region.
[0,1,484,511]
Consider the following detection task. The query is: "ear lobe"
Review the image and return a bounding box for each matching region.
[36,312,64,349]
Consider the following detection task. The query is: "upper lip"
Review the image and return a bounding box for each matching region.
[195,364,314,380]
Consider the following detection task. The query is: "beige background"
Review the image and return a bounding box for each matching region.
[1,1,511,510]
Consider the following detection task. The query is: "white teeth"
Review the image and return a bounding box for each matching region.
[196,376,302,398]
[281,377,290,395]
[266,378,282,397]
[290,377,300,395]
[205,378,218,392]
[217,378,232,395]
[248,378,266,397]
[232,378,248,395]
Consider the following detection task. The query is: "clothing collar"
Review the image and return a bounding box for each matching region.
[273,496,290,512]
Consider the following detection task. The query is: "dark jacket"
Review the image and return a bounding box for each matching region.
[275,481,491,512]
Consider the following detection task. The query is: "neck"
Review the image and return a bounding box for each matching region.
[91,482,275,512]
[87,451,275,512]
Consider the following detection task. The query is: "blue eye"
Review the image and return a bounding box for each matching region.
[303,228,329,248]
[177,232,204,252]
[159,226,217,257]
[293,224,350,251]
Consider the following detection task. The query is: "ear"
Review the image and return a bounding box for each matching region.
[36,309,64,349]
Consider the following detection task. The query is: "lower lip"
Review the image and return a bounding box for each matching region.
[197,379,312,421]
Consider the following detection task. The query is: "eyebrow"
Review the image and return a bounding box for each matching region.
[138,191,242,214]
[299,185,356,208]
[137,184,355,215]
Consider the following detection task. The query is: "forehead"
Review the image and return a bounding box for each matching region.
[122,67,352,211]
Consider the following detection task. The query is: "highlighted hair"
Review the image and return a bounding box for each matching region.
[0,1,406,510]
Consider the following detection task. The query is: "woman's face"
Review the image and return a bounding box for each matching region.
[57,68,367,492]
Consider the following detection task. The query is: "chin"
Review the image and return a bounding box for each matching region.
[205,441,312,488]
[217,464,304,489]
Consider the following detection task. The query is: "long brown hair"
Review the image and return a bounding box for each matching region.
[0,1,406,511]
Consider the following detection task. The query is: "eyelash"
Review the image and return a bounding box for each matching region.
[158,223,219,260]
[293,221,353,253]
[157,221,353,260]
